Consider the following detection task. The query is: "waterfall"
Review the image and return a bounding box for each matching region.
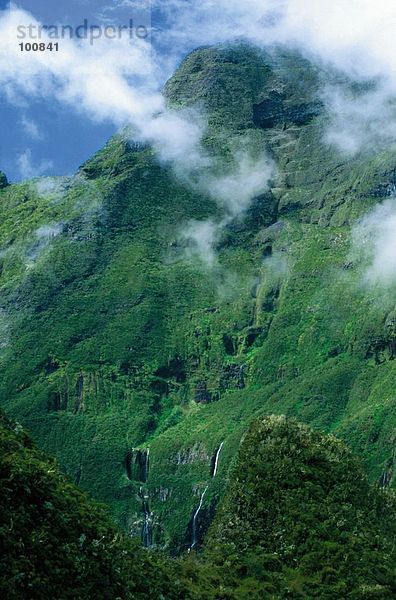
[141,491,153,548]
[379,470,391,489]
[212,441,224,478]
[138,448,152,547]
[189,485,208,551]
[143,448,150,483]
[125,447,150,482]
[188,441,224,551]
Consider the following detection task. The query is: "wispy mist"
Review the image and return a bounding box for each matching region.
[181,220,220,268]
[352,195,396,287]
[1,1,396,286]
[180,149,276,267]
[2,1,396,179]
[25,223,63,268]
[17,149,53,180]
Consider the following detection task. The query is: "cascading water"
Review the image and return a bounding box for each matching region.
[139,448,148,483]
[189,485,208,551]
[137,448,153,547]
[188,441,225,551]
[141,489,153,548]
[212,441,224,478]
[379,468,393,489]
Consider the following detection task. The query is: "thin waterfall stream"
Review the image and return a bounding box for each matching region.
[212,441,224,478]
[189,486,208,551]
[137,448,152,547]
[141,489,153,548]
[189,440,225,551]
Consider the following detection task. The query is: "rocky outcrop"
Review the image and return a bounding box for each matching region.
[253,90,322,129]
[194,380,212,404]
[155,486,172,502]
[219,364,247,391]
[0,171,8,189]
[172,443,210,466]
[125,449,149,482]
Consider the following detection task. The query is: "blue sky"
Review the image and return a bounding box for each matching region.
[0,1,159,182]
[0,1,395,183]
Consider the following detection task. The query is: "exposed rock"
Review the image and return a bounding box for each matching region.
[342,261,354,270]
[172,442,210,465]
[0,171,8,189]
[220,364,247,391]
[254,221,286,245]
[155,486,172,502]
[195,380,212,404]
[47,391,64,412]
[222,334,236,356]
[125,449,149,482]
[261,285,281,312]
[366,171,396,198]
[244,327,266,348]
[253,90,322,129]
[154,357,186,383]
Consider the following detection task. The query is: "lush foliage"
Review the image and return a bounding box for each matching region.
[203,416,396,598]
[2,412,394,599]
[0,411,188,599]
[0,43,395,550]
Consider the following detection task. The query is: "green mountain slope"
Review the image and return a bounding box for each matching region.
[202,416,396,599]
[2,411,394,599]
[0,44,395,549]
[0,411,188,599]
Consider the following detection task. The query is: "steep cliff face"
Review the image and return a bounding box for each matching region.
[0,44,395,549]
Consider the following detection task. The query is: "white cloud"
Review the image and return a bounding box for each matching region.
[32,177,69,198]
[100,0,151,12]
[17,149,53,179]
[2,1,396,179]
[352,196,396,287]
[0,5,194,174]
[152,0,396,82]
[181,219,220,267]
[20,114,43,140]
[25,222,63,268]
[2,1,396,279]
[181,149,276,266]
[152,0,396,155]
[35,224,63,240]
[206,152,275,217]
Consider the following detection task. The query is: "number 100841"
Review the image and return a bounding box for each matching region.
[19,42,59,51]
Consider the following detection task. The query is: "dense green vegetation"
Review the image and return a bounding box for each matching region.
[205,416,396,598]
[0,43,395,553]
[1,412,394,598]
[0,411,188,599]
